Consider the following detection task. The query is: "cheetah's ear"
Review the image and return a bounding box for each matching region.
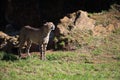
[44,22,49,26]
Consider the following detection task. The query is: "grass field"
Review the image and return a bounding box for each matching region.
[0,29,120,80]
[0,50,120,80]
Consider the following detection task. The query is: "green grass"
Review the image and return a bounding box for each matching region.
[0,51,120,80]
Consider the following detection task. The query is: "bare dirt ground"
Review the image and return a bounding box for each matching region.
[20,50,118,64]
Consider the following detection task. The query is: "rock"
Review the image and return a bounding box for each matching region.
[0,31,9,48]
[0,31,18,53]
[93,25,107,36]
[106,24,115,32]
[55,10,120,50]
[60,16,70,23]
[93,24,116,36]
[57,24,69,35]
[56,10,96,36]
[0,31,9,39]
[75,10,95,30]
[55,10,96,50]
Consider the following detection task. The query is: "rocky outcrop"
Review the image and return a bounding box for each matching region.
[0,31,18,53]
[56,10,95,35]
[55,9,120,50]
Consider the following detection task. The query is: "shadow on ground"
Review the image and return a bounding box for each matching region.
[1,53,18,61]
